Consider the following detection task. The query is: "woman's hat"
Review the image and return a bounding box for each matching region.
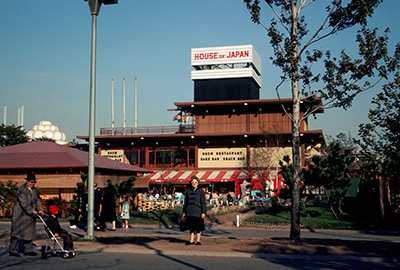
[25,172,36,181]
[49,205,59,215]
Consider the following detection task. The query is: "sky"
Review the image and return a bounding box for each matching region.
[1,1,399,143]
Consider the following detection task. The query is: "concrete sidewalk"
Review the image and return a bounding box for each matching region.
[1,222,400,261]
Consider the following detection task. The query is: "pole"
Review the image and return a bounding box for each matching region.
[84,0,117,239]
[20,106,24,128]
[87,11,98,240]
[123,77,126,135]
[17,107,21,127]
[134,76,137,134]
[111,78,114,134]
[3,106,6,125]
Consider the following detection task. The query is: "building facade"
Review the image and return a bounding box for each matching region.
[78,45,325,197]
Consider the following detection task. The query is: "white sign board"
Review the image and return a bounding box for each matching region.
[100,149,125,163]
[198,148,247,168]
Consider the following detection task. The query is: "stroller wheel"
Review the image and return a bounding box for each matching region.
[41,252,48,259]
[62,253,69,259]
[51,251,57,257]
[70,251,76,258]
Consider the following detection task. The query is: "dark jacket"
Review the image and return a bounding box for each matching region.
[183,188,206,217]
[76,191,87,212]
[11,183,43,240]
[45,215,67,236]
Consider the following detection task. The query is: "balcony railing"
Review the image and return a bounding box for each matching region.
[100,125,195,136]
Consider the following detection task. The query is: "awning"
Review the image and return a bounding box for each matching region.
[147,170,250,183]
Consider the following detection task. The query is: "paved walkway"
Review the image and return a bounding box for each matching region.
[1,221,400,262]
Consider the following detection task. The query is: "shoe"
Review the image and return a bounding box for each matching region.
[9,252,20,257]
[69,225,77,229]
[24,252,37,256]
[185,242,194,245]
[110,228,116,231]
[195,242,201,245]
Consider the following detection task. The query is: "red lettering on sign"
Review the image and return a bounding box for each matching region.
[194,52,219,60]
[227,50,250,58]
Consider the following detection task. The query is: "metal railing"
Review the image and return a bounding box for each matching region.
[100,125,195,136]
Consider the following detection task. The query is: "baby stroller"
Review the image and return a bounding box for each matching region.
[36,213,76,259]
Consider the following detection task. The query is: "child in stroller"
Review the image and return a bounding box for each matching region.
[44,205,75,258]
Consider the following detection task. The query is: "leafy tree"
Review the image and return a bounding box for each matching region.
[0,180,18,218]
[244,0,400,241]
[0,124,29,147]
[303,138,355,219]
[358,74,400,218]
[105,177,137,205]
[278,155,295,201]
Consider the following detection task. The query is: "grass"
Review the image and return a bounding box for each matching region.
[2,205,395,231]
[245,205,375,230]
[129,207,183,226]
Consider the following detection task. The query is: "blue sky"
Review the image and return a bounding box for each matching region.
[1,1,399,142]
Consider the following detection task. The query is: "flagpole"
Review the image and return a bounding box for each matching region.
[123,77,126,135]
[134,76,137,135]
[111,78,114,134]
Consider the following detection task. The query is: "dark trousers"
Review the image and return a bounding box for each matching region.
[94,211,106,229]
[59,232,73,250]
[9,236,33,254]
[72,209,87,225]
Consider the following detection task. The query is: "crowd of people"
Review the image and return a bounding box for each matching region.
[140,190,237,208]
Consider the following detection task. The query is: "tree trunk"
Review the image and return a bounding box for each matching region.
[290,107,302,241]
[378,175,385,219]
[289,1,301,242]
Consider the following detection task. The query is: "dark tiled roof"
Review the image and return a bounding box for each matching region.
[0,141,151,173]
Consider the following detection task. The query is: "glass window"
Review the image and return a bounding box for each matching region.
[149,151,155,165]
[189,149,195,167]
[125,150,138,165]
[140,150,145,166]
[173,149,187,167]
[156,150,172,166]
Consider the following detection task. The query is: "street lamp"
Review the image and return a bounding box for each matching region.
[84,0,118,240]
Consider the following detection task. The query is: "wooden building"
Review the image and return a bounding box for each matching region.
[0,141,152,201]
[77,45,325,196]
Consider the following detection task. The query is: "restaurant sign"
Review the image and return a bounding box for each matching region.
[100,149,125,163]
[198,148,247,168]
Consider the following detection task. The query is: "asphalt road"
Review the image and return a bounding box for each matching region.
[1,249,399,270]
[1,221,400,269]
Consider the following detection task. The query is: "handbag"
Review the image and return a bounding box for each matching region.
[179,217,187,232]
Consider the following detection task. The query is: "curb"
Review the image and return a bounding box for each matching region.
[74,246,400,264]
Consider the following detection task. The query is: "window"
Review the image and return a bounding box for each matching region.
[148,148,195,168]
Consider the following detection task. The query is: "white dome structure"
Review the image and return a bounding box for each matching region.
[27,120,68,145]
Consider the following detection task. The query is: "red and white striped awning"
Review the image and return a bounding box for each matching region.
[147,170,250,183]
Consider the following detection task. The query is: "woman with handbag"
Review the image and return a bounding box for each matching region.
[182,176,207,245]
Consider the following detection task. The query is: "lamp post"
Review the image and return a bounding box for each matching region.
[84,0,118,240]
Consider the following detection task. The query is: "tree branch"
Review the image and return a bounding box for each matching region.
[299,0,340,57]
[275,78,294,122]
[266,1,290,34]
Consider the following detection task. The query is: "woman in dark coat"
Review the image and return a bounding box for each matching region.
[182,176,207,245]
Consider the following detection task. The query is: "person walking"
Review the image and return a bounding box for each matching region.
[9,172,44,256]
[101,186,117,231]
[120,195,130,230]
[94,183,106,231]
[182,176,207,245]
[70,184,87,229]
